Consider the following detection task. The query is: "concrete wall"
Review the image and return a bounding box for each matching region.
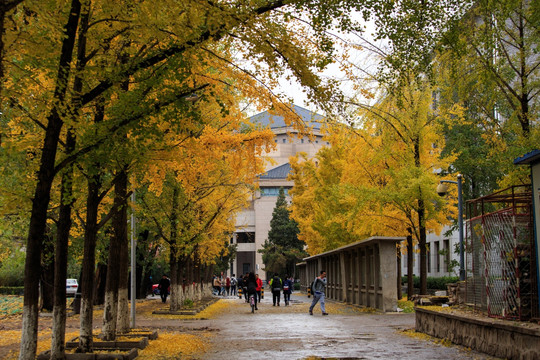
[299,236,404,312]
[416,308,540,360]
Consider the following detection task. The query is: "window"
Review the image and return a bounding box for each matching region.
[444,239,450,272]
[301,139,304,143]
[260,187,289,196]
[236,232,255,243]
[282,138,286,143]
[435,241,440,272]
[427,245,431,273]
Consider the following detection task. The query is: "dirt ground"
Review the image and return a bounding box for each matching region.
[0,293,502,360]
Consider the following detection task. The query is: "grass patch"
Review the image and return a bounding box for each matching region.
[397,297,415,313]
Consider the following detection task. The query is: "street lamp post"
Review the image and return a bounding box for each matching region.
[130,192,136,328]
[437,174,465,281]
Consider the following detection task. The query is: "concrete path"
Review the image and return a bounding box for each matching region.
[187,293,499,360]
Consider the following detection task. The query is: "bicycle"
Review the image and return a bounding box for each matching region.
[249,293,256,313]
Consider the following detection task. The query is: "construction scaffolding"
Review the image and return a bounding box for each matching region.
[465,185,538,320]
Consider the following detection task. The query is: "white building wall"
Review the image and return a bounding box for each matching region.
[401,225,460,279]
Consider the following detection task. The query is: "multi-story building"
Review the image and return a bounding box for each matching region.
[228,105,460,282]
[230,105,328,281]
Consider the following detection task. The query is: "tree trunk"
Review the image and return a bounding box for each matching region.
[418,199,428,295]
[413,138,427,295]
[397,247,402,300]
[93,263,107,306]
[19,2,81,358]
[51,0,88,352]
[116,189,130,333]
[101,170,128,340]
[78,176,101,353]
[116,288,129,333]
[407,233,414,298]
[40,236,55,312]
[51,140,75,359]
[168,184,181,311]
[169,253,185,312]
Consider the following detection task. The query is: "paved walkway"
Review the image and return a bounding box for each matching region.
[181,293,499,360]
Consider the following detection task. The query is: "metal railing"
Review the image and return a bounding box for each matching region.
[465,185,537,320]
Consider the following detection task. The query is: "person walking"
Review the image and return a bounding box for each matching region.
[255,274,263,304]
[309,270,328,315]
[213,275,221,296]
[158,274,170,303]
[220,272,226,296]
[243,273,249,302]
[230,274,237,296]
[246,272,258,311]
[282,275,293,306]
[226,276,231,296]
[269,273,282,306]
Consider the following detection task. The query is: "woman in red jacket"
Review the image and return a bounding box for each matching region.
[255,274,263,304]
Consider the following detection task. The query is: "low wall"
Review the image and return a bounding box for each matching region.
[298,236,404,312]
[416,308,540,360]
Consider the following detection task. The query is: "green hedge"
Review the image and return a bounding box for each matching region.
[0,286,24,295]
[401,276,459,290]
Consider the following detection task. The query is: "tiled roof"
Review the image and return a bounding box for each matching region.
[249,104,324,130]
[259,163,292,179]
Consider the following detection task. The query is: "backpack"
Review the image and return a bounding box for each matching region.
[271,276,282,291]
[310,278,318,294]
[231,277,237,286]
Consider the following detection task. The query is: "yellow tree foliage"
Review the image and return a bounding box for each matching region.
[290,80,460,262]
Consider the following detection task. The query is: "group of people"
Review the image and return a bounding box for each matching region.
[211,270,328,316]
[236,272,295,307]
[212,272,238,296]
[155,269,328,316]
[268,273,294,306]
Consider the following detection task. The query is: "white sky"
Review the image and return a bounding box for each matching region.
[275,19,387,115]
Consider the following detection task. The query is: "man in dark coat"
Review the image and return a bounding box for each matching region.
[158,274,171,303]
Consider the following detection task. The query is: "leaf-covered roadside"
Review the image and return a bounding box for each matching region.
[0,295,23,316]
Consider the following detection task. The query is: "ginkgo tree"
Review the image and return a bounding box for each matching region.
[135,103,275,311]
[290,79,460,294]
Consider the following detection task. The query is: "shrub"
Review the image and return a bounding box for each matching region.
[183,299,194,308]
[0,286,24,295]
[293,282,300,290]
[0,249,25,286]
[401,276,459,290]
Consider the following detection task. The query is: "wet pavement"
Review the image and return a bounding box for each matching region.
[192,293,499,360]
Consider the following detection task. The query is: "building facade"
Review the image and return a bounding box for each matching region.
[401,227,460,279]
[230,105,328,281]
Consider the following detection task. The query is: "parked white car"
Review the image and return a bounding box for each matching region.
[66,279,78,296]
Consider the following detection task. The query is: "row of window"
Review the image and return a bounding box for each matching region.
[260,187,289,197]
[274,138,329,145]
[403,239,452,273]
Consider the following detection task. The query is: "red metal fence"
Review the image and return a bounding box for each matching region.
[465,185,537,320]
